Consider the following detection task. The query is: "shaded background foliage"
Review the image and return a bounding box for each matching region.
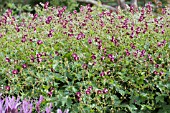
[0,0,169,15]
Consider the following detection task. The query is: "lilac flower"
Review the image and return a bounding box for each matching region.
[0,97,5,113]
[36,95,44,113]
[20,99,33,113]
[45,103,52,113]
[57,109,69,113]
[5,96,21,113]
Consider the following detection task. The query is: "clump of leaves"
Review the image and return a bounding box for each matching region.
[0,2,170,113]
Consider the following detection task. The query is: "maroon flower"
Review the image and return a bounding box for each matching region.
[101,56,105,61]
[97,90,102,94]
[21,37,26,42]
[100,71,105,77]
[6,58,10,62]
[37,40,43,45]
[82,64,88,69]
[55,51,59,56]
[46,20,50,24]
[33,13,38,20]
[5,86,10,91]
[37,58,43,63]
[155,64,159,68]
[76,92,81,98]
[103,88,108,94]
[153,71,158,75]
[22,64,27,69]
[91,54,96,60]
[12,69,18,74]
[88,38,92,44]
[74,56,79,61]
[48,91,52,97]
[36,53,42,58]
[44,2,49,9]
[88,86,93,91]
[86,90,90,95]
[47,16,52,21]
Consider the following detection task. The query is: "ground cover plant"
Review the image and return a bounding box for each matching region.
[0,2,170,113]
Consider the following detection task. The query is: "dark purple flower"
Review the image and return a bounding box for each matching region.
[47,16,52,21]
[153,71,158,75]
[88,86,93,91]
[5,86,10,91]
[36,53,42,58]
[55,51,59,56]
[97,90,102,94]
[100,71,105,77]
[155,64,159,68]
[91,54,96,60]
[125,49,130,56]
[5,58,10,62]
[22,64,27,69]
[88,38,92,44]
[72,53,79,61]
[161,29,165,34]
[76,92,81,98]
[33,13,38,20]
[15,27,20,32]
[46,20,50,24]
[130,32,135,38]
[37,40,43,45]
[72,53,77,58]
[101,56,105,61]
[107,71,111,75]
[74,56,79,61]
[48,33,53,37]
[48,91,52,97]
[160,71,164,76]
[12,70,18,74]
[82,64,88,69]
[21,37,26,42]
[103,88,108,94]
[44,2,49,9]
[37,58,43,63]
[86,90,90,95]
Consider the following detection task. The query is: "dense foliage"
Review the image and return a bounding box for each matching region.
[0,2,170,113]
